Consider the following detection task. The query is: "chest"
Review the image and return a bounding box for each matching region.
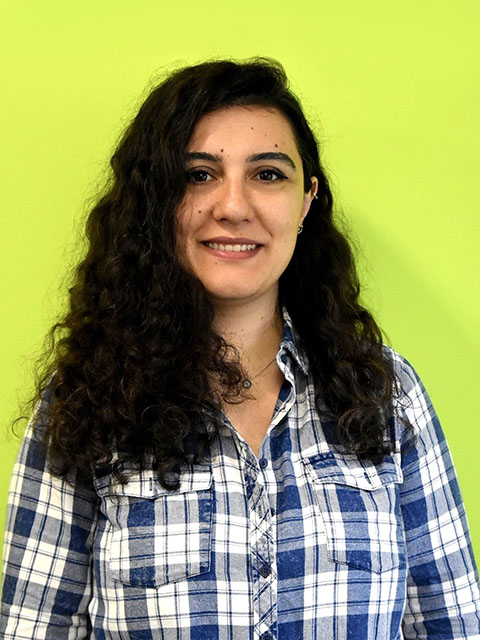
[92,430,406,639]
[222,368,285,456]
[224,381,281,457]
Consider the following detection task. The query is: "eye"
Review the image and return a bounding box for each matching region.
[187,169,213,183]
[256,169,287,182]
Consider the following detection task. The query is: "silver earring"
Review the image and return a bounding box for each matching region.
[313,194,318,200]
[297,224,304,234]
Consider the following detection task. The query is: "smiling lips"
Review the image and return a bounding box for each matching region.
[202,238,261,258]
[205,242,258,252]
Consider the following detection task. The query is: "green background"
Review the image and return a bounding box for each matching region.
[1,0,479,563]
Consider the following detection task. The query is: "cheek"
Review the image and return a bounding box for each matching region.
[279,202,304,237]
[174,212,192,266]
[175,205,195,241]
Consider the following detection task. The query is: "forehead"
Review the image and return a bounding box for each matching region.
[186,106,300,156]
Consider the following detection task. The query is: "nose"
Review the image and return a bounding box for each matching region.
[212,176,253,224]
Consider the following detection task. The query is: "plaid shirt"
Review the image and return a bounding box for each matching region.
[2,316,480,639]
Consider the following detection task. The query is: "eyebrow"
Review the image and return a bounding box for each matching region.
[184,151,296,170]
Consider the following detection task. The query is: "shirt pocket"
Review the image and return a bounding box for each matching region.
[96,464,213,588]
[302,451,406,574]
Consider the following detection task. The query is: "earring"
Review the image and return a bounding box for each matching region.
[313,194,318,200]
[297,224,304,234]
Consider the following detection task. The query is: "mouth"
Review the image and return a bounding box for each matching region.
[203,241,259,252]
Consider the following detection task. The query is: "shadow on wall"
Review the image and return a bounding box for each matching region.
[350,208,480,465]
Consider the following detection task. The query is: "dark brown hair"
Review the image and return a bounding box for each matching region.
[32,58,396,488]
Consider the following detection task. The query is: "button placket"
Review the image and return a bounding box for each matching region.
[248,462,276,639]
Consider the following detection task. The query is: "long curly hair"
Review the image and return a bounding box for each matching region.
[32,58,397,488]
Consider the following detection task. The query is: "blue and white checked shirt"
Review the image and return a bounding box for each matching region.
[2,316,480,639]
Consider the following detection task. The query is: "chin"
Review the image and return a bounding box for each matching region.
[207,288,259,302]
[204,280,279,307]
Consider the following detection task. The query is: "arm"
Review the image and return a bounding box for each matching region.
[392,353,480,639]
[1,408,99,639]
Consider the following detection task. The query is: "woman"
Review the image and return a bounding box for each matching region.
[1,58,479,639]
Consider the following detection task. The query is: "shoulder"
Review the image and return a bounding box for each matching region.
[382,345,422,397]
[382,345,447,455]
[382,345,433,419]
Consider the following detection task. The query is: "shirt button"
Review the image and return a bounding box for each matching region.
[270,506,276,516]
[259,564,271,578]
[259,458,268,469]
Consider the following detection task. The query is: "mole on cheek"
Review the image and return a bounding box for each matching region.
[198,209,202,214]
[275,143,278,148]
[220,149,224,153]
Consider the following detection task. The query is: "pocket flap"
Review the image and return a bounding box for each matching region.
[95,464,212,498]
[303,451,402,490]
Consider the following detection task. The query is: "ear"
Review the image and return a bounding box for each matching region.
[300,176,319,223]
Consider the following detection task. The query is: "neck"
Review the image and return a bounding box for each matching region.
[212,293,283,371]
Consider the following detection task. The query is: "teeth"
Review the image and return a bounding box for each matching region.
[205,242,258,252]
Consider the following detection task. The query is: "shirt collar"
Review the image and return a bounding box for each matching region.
[279,307,309,376]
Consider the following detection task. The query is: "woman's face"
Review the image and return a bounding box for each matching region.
[176,105,317,308]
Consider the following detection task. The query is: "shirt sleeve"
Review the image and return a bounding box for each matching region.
[391,352,480,639]
[0,405,99,639]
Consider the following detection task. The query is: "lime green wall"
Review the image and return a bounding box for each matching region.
[1,0,479,566]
